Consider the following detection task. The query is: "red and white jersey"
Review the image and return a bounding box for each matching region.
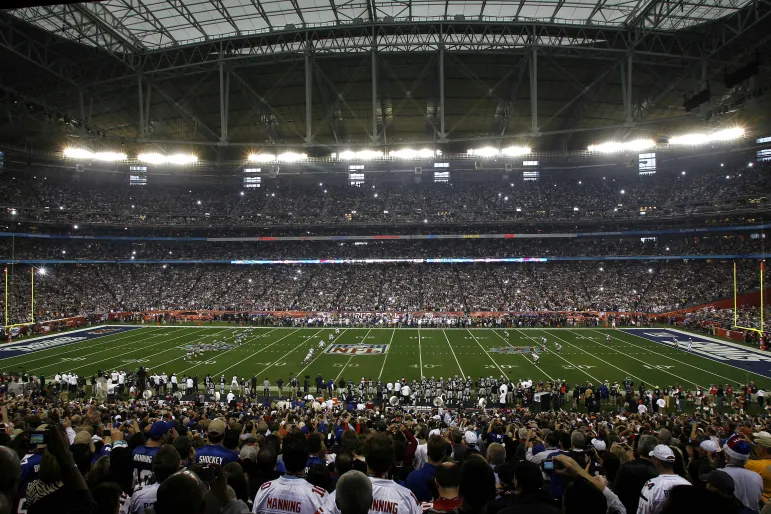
[252,476,327,514]
[325,477,422,514]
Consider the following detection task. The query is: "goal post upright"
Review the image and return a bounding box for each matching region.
[733,261,765,336]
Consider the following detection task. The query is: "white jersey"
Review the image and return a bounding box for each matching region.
[252,475,327,514]
[636,474,691,514]
[324,477,421,514]
[128,483,159,514]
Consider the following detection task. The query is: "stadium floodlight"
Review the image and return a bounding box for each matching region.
[137,152,167,164]
[37,268,46,275]
[339,149,383,160]
[166,154,198,165]
[501,146,531,157]
[669,127,745,145]
[94,151,127,162]
[467,147,500,157]
[248,153,277,163]
[63,148,94,159]
[587,139,654,153]
[276,152,307,162]
[391,148,435,159]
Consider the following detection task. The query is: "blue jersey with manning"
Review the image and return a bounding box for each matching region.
[132,445,161,485]
[195,445,239,466]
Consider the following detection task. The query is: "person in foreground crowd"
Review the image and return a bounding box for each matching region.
[5,388,771,514]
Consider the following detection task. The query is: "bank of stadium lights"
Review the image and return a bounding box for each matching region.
[390,148,436,159]
[669,127,745,145]
[339,150,383,160]
[247,152,307,163]
[136,153,197,165]
[63,148,127,162]
[587,139,655,153]
[466,146,531,158]
[37,268,46,276]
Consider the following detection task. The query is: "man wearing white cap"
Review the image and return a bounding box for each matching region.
[636,445,690,514]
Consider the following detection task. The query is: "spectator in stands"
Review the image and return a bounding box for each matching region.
[406,434,446,501]
[334,471,373,514]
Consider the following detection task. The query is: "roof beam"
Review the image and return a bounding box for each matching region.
[70,2,146,52]
[210,0,241,35]
[166,0,208,39]
[149,81,220,141]
[625,0,686,31]
[549,0,568,23]
[114,0,178,47]
[328,0,342,24]
[249,0,273,31]
[288,0,307,25]
[586,0,611,24]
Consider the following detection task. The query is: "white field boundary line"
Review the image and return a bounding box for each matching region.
[178,327,280,375]
[554,328,705,389]
[0,324,148,347]
[604,328,769,383]
[377,329,397,379]
[297,329,351,378]
[216,328,307,377]
[0,327,164,368]
[465,329,510,377]
[40,327,229,374]
[418,328,424,380]
[334,328,373,382]
[489,330,555,382]
[540,329,644,385]
[441,329,466,378]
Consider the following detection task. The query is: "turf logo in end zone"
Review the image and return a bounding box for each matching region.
[326,344,389,355]
[87,329,123,335]
[490,347,545,355]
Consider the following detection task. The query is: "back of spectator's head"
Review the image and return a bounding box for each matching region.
[335,450,354,475]
[637,435,658,459]
[282,433,310,474]
[570,431,586,450]
[563,477,606,514]
[335,471,372,514]
[155,470,207,514]
[173,436,193,463]
[153,444,181,483]
[341,430,358,452]
[257,445,278,474]
[393,440,407,464]
[427,435,446,464]
[224,462,250,504]
[487,443,506,466]
[435,462,461,491]
[459,455,496,510]
[366,435,395,475]
[307,464,332,493]
[513,461,542,494]
[91,482,122,514]
[308,432,324,455]
[0,446,20,498]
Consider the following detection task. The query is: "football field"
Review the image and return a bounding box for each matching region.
[2,325,771,394]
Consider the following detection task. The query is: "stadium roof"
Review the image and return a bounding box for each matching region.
[0,0,769,160]
[9,0,756,52]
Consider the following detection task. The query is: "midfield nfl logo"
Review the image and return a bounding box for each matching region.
[326,344,389,355]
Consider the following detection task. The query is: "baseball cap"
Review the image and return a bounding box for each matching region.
[648,444,675,462]
[150,421,174,439]
[755,436,771,448]
[208,419,227,435]
[699,440,718,453]
[753,431,771,438]
[464,430,478,446]
[703,469,735,494]
[591,438,607,452]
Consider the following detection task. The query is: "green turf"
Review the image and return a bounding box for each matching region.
[2,326,769,392]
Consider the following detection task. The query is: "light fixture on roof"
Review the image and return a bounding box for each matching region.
[391,148,435,159]
[63,148,127,161]
[501,146,531,157]
[166,154,198,165]
[276,152,307,162]
[248,153,277,163]
[587,139,655,153]
[339,149,383,160]
[137,152,166,164]
[669,127,744,145]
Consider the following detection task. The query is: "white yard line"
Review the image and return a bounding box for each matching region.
[217,328,306,377]
[377,329,397,379]
[142,327,240,373]
[418,327,424,380]
[490,330,554,381]
[594,328,754,385]
[520,329,615,384]
[334,328,373,382]
[441,329,466,378]
[465,329,509,377]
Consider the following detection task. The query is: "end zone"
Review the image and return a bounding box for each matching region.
[0,326,142,359]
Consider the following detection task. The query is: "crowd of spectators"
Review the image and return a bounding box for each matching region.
[0,162,767,228]
[0,235,766,262]
[0,260,762,325]
[1,381,771,514]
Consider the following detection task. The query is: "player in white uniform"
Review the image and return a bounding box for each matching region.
[554,343,562,353]
[319,339,326,348]
[606,334,611,343]
[687,337,693,351]
[328,333,334,341]
[673,337,679,349]
[503,330,509,338]
[230,375,239,392]
[252,436,329,514]
[335,327,340,334]
[303,352,312,365]
[324,435,421,514]
[532,351,540,364]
